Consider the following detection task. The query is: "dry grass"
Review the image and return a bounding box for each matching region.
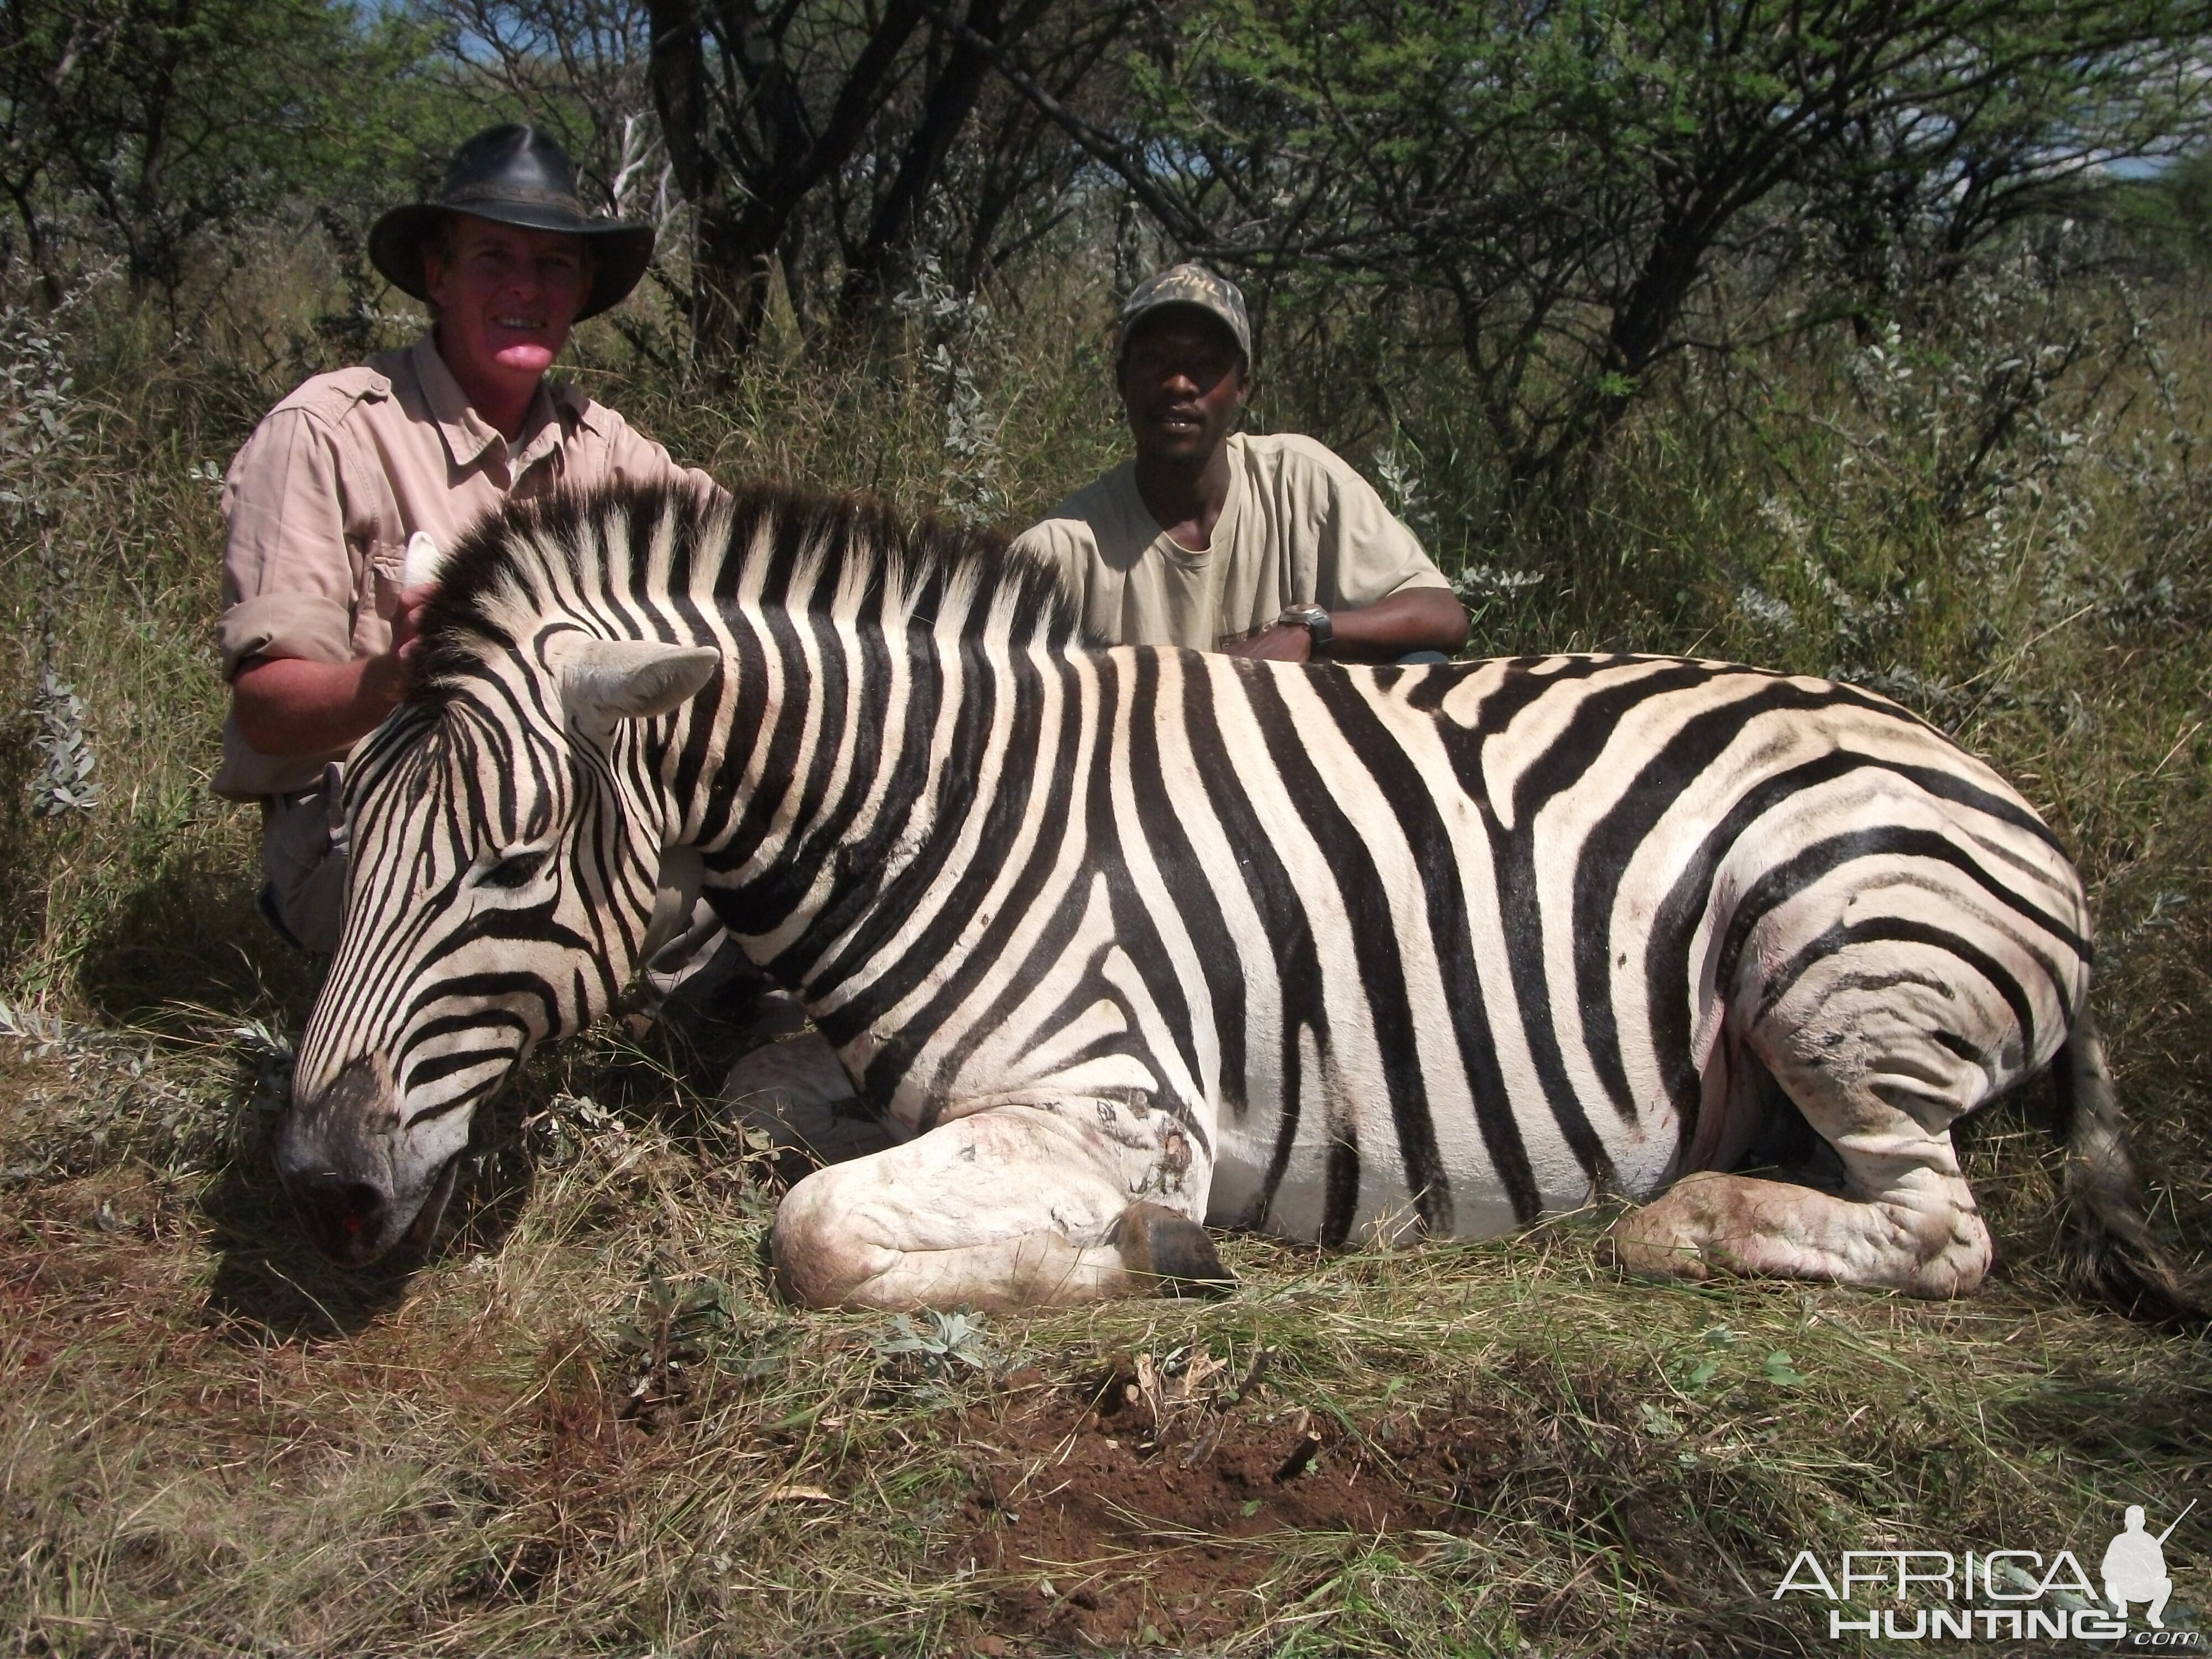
[3,1004,2207,1656]
[1,229,2209,1656]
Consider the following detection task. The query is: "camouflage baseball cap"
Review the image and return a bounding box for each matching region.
[1119,263,1251,364]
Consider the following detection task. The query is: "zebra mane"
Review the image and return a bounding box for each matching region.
[410,477,1090,705]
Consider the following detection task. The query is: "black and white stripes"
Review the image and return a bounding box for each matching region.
[284,479,2176,1312]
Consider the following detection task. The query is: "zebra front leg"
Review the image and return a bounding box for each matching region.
[770,1098,1228,1311]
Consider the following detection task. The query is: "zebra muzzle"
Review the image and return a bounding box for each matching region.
[276,1052,455,1268]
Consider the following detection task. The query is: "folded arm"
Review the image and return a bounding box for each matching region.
[1227,585,1469,664]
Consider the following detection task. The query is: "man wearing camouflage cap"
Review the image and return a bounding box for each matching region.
[1014,264,1467,662]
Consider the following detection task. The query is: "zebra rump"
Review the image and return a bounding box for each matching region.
[276,479,2194,1322]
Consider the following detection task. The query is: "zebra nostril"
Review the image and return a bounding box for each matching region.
[289,1173,389,1264]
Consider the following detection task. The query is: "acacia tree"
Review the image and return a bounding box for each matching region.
[830,0,1136,309]
[419,0,665,219]
[0,0,431,302]
[643,0,1137,357]
[1044,0,2212,518]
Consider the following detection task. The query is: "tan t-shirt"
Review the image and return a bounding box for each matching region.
[214,335,714,799]
[1010,432,1450,649]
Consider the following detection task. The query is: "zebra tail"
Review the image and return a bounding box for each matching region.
[2049,1006,2204,1329]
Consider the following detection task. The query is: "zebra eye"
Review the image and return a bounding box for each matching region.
[478,847,549,891]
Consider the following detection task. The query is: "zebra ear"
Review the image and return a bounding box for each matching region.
[401,530,447,589]
[552,637,722,739]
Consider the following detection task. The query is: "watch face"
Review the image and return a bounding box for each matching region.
[1277,604,1332,651]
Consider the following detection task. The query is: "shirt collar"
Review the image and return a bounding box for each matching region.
[1137,431,1245,563]
[409,334,597,476]
[528,377,600,471]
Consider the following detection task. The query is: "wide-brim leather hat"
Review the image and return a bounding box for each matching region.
[369,124,654,322]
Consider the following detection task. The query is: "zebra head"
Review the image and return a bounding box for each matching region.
[276,618,721,1268]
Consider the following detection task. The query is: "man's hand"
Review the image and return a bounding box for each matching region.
[231,581,440,758]
[390,581,435,662]
[1223,622,1312,662]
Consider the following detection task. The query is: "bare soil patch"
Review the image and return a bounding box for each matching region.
[943,1352,1524,1651]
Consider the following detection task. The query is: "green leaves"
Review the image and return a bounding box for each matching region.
[28,670,96,818]
[1674,1325,1806,1391]
[606,1269,770,1428]
[1136,0,2212,515]
[0,0,442,296]
[1681,1323,1734,1390]
[870,1308,995,1375]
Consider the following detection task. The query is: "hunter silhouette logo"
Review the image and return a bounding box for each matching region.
[2106,1502,2193,1630]
[1774,1500,2201,1644]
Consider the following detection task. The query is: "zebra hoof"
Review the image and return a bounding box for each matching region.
[1600,1224,1718,1284]
[1115,1200,1234,1298]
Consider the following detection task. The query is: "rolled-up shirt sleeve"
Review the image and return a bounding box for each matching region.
[217,408,358,680]
[1315,460,1452,614]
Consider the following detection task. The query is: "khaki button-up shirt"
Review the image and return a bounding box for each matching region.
[215,335,712,799]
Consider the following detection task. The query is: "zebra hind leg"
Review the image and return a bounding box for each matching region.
[1608,1001,1998,1298]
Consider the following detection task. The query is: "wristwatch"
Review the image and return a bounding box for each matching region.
[1276,603,1333,654]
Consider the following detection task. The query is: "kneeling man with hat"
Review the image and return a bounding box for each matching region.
[1014,265,1468,664]
[215,124,718,955]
